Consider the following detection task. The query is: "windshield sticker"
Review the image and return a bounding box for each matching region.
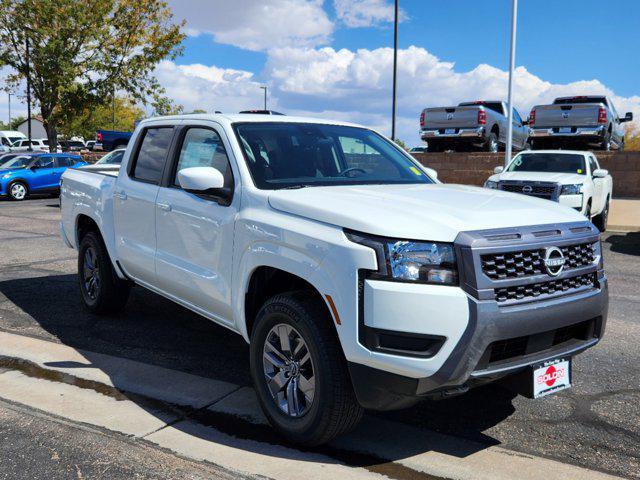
[513,158,523,166]
[577,169,583,174]
[409,166,422,176]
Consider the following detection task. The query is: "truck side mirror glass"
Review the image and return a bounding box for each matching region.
[621,112,633,123]
[494,166,504,174]
[592,169,608,179]
[177,167,225,193]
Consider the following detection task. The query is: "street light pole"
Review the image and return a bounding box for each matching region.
[391,0,399,141]
[505,0,518,166]
[25,36,32,152]
[260,86,267,110]
[7,92,11,128]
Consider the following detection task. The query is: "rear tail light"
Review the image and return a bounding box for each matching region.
[529,108,536,126]
[97,133,103,142]
[420,111,425,128]
[477,109,487,125]
[598,107,607,124]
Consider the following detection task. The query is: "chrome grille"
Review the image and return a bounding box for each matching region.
[494,273,597,303]
[481,242,596,280]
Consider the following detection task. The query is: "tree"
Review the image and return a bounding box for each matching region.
[0,114,26,131]
[624,122,640,151]
[58,96,145,139]
[149,89,184,116]
[0,0,185,151]
[394,138,408,150]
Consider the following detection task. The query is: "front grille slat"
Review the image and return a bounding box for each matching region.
[494,272,597,304]
[499,182,557,200]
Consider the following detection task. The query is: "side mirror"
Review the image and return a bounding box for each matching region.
[494,166,504,174]
[593,168,608,179]
[177,167,227,197]
[620,112,633,123]
[424,167,438,180]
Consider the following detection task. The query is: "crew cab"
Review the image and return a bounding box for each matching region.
[529,96,633,151]
[484,150,613,231]
[420,101,530,152]
[60,114,608,446]
[1,153,85,200]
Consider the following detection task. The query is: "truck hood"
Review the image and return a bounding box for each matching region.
[268,183,585,242]
[490,171,586,184]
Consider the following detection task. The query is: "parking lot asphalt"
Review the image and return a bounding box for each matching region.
[0,196,638,479]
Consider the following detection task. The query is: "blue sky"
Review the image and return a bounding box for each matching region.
[3,0,638,142]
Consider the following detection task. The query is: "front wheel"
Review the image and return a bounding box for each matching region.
[250,292,363,446]
[8,181,28,201]
[78,232,131,314]
[593,199,609,232]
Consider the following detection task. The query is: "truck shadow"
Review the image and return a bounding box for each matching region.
[605,232,640,256]
[0,273,517,471]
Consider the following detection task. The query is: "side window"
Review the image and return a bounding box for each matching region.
[55,157,73,167]
[173,128,234,190]
[1,138,9,146]
[132,127,173,184]
[32,156,55,169]
[513,108,523,124]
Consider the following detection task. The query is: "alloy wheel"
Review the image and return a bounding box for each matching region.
[10,183,26,200]
[82,247,101,300]
[262,323,315,417]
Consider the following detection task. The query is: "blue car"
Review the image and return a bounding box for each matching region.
[0,153,87,201]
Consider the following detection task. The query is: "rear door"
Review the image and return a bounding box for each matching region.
[113,125,176,285]
[154,123,239,324]
[52,156,74,186]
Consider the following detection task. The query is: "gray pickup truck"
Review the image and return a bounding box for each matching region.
[529,96,633,151]
[419,101,530,152]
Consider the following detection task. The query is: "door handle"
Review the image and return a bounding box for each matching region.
[157,202,172,211]
[114,191,127,200]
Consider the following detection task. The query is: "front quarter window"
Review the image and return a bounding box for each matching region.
[234,122,433,189]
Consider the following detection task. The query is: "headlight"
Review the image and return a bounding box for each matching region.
[1,174,10,180]
[561,184,582,195]
[346,231,458,285]
[484,180,498,189]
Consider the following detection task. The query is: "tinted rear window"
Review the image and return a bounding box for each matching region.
[553,97,606,105]
[132,128,173,183]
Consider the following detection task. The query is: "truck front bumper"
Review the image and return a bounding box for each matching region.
[349,278,607,410]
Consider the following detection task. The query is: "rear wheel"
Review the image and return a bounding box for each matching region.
[483,132,499,152]
[78,231,131,314]
[593,198,609,232]
[8,181,28,201]
[599,132,612,151]
[250,291,363,446]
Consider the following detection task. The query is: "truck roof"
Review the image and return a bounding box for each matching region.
[136,114,364,130]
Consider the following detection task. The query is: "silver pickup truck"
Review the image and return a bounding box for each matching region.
[529,96,633,151]
[419,101,530,152]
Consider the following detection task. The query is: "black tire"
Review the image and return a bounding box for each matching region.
[78,231,131,314]
[599,132,612,151]
[483,132,499,152]
[584,200,592,221]
[427,143,442,153]
[7,181,28,201]
[593,198,609,232]
[250,291,363,446]
[523,140,532,151]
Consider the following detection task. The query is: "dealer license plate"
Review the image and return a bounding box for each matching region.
[533,358,571,398]
[444,128,456,134]
[559,127,572,133]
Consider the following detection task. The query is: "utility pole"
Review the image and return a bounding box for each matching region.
[112,88,116,129]
[25,36,32,151]
[7,92,11,128]
[391,0,399,140]
[260,86,267,110]
[505,0,518,166]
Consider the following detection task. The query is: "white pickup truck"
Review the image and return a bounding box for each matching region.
[484,150,613,231]
[60,114,608,446]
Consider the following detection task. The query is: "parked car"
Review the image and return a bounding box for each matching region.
[85,140,97,151]
[484,150,612,230]
[0,130,26,150]
[528,96,633,151]
[60,114,607,446]
[1,153,86,200]
[96,129,132,151]
[10,138,49,152]
[409,146,428,153]
[60,140,87,152]
[79,148,126,172]
[420,101,530,152]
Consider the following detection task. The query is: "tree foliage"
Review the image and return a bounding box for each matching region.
[58,96,145,139]
[624,122,640,151]
[0,0,185,150]
[0,114,26,130]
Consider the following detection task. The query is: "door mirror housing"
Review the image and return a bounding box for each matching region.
[423,167,438,180]
[592,168,608,179]
[178,167,225,193]
[494,166,504,174]
[621,112,633,123]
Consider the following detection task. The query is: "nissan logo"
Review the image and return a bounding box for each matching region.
[522,185,533,194]
[544,247,566,276]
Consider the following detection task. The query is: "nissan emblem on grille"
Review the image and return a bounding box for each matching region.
[522,185,533,194]
[544,247,566,276]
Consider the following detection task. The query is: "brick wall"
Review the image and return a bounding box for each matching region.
[413,151,640,199]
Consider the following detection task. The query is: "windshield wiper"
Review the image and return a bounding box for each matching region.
[279,184,310,190]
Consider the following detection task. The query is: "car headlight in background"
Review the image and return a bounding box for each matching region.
[560,184,583,195]
[484,180,498,189]
[346,231,458,285]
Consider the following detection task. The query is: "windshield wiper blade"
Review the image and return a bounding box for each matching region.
[279,184,309,190]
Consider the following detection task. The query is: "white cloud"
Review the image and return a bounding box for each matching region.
[155,46,640,144]
[167,0,333,51]
[333,0,405,27]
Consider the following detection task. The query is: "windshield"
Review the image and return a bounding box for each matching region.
[8,137,23,144]
[234,123,433,189]
[96,150,125,165]
[0,155,32,169]
[508,153,586,175]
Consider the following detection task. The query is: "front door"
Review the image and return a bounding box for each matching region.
[114,126,175,285]
[28,155,56,191]
[589,156,604,213]
[154,125,238,324]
